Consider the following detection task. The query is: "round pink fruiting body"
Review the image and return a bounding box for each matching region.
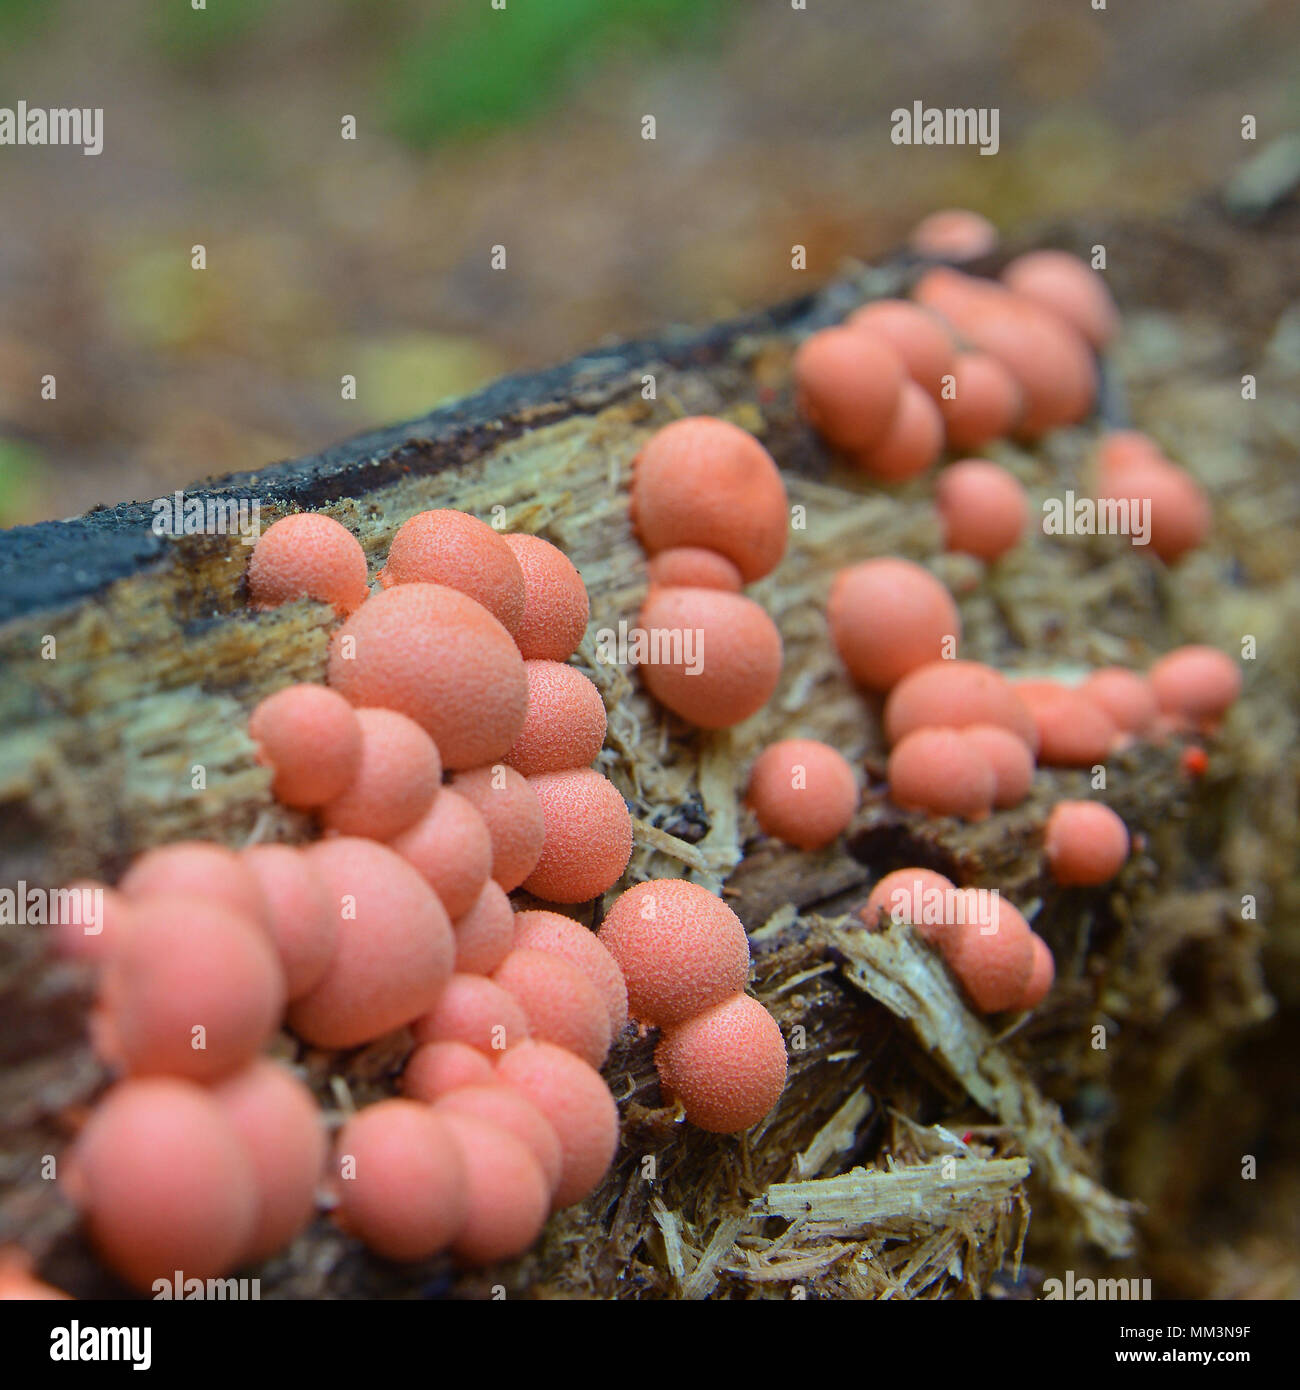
[241,844,338,1000]
[402,1041,496,1102]
[287,838,454,1049]
[379,509,526,635]
[1044,801,1130,886]
[655,993,787,1133]
[388,786,492,921]
[513,909,629,1036]
[504,660,607,778]
[854,379,944,483]
[95,896,285,1082]
[501,533,591,662]
[745,738,859,850]
[793,327,906,454]
[435,1083,563,1196]
[449,765,546,893]
[858,867,958,945]
[520,768,633,904]
[319,706,441,841]
[1096,430,1166,482]
[1001,249,1120,351]
[827,558,961,693]
[938,351,1024,451]
[211,1058,326,1263]
[1147,646,1241,732]
[1096,459,1212,566]
[496,1040,620,1209]
[491,948,612,1069]
[248,684,362,808]
[935,459,1029,562]
[330,1100,467,1262]
[412,973,532,1056]
[451,880,516,976]
[962,724,1036,808]
[119,842,270,930]
[636,586,784,729]
[247,512,369,616]
[68,1078,259,1290]
[909,209,999,262]
[438,1111,550,1265]
[914,270,1096,437]
[847,299,956,399]
[910,266,986,320]
[888,727,996,821]
[629,416,789,582]
[597,878,750,1028]
[941,891,1035,1013]
[326,583,528,769]
[1079,668,1160,737]
[884,660,1040,754]
[646,547,744,593]
[1015,682,1117,766]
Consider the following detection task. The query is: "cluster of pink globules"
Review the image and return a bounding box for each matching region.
[859,869,1053,1014]
[808,221,1236,1014]
[623,213,1239,1022]
[56,510,651,1285]
[598,880,787,1134]
[49,210,1247,1289]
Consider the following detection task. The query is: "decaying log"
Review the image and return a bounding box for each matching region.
[2,182,1298,1299]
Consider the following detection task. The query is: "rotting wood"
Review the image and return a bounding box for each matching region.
[828,919,1135,1255]
[2,187,1298,1298]
[760,1155,1031,1227]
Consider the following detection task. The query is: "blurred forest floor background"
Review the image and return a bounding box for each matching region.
[0,0,1296,520]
